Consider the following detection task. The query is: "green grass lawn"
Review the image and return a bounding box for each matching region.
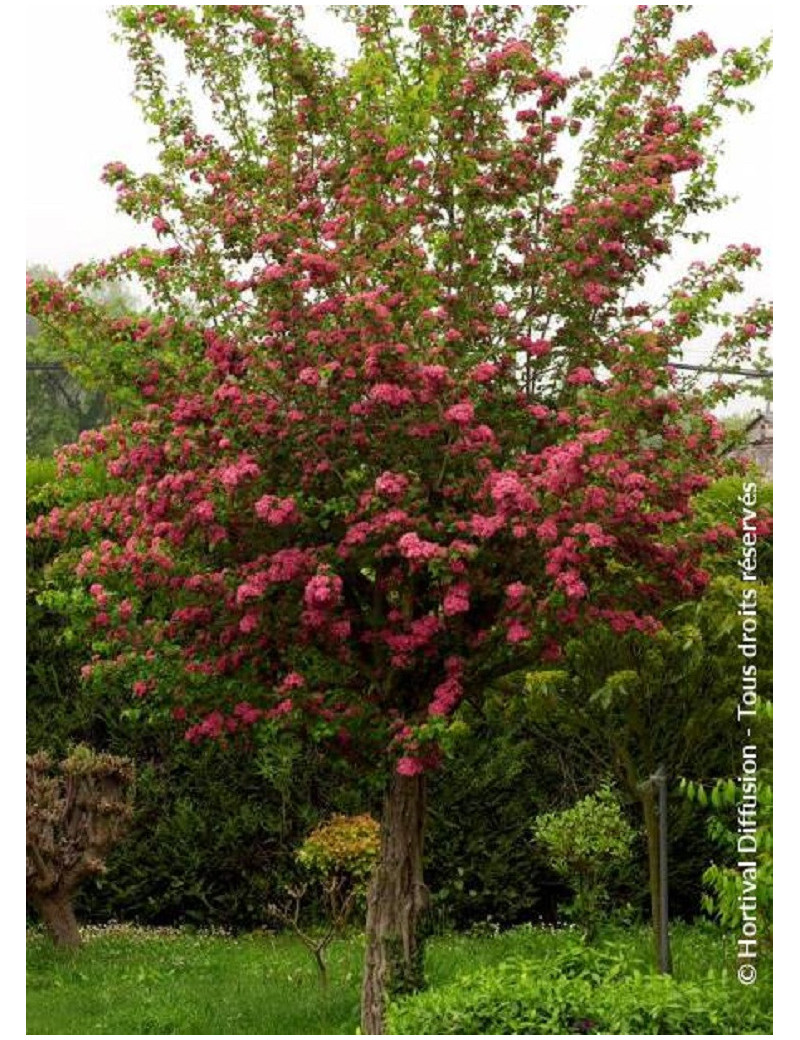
[26,922,768,1035]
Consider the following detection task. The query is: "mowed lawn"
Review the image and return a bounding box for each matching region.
[27,922,762,1035]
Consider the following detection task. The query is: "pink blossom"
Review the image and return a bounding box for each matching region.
[255,494,300,526]
[523,338,552,357]
[297,367,319,386]
[239,612,259,633]
[418,364,450,388]
[489,471,532,512]
[556,569,588,600]
[186,710,225,742]
[218,454,261,491]
[471,362,498,383]
[194,500,215,524]
[370,383,414,407]
[505,582,528,606]
[396,756,425,776]
[375,472,410,498]
[445,402,475,425]
[567,367,594,386]
[429,676,463,716]
[303,573,343,610]
[470,513,505,539]
[582,281,611,306]
[267,548,309,583]
[397,532,442,561]
[233,702,262,725]
[506,620,532,644]
[443,582,470,616]
[537,518,559,543]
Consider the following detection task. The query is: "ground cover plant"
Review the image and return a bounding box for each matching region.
[26,4,772,1032]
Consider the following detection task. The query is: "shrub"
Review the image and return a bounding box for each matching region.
[269,814,381,984]
[533,787,637,938]
[297,813,381,893]
[387,959,594,1036]
[387,953,772,1035]
[591,973,771,1035]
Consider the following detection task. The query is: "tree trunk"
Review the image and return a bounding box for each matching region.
[640,787,671,973]
[34,890,81,949]
[361,772,427,1035]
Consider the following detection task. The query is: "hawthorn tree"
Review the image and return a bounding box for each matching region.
[27,6,771,1032]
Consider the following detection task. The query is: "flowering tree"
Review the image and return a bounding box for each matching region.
[27,6,770,1031]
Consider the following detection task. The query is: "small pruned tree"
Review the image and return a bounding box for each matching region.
[534,787,637,939]
[269,813,380,984]
[26,746,134,948]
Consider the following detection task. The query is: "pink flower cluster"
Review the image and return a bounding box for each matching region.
[382,614,442,666]
[369,383,414,407]
[444,402,475,425]
[470,362,499,383]
[235,548,311,603]
[488,471,535,513]
[193,500,215,524]
[555,568,588,600]
[566,367,594,386]
[375,472,410,498]
[470,513,505,539]
[505,582,529,607]
[428,675,463,716]
[506,620,532,644]
[397,532,443,561]
[303,572,343,610]
[255,494,300,526]
[218,454,261,491]
[443,582,470,617]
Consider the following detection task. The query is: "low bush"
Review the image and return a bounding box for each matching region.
[387,944,772,1035]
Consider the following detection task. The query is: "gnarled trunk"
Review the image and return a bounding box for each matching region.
[361,772,427,1035]
[33,890,81,949]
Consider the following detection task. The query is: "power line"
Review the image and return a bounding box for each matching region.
[668,361,772,380]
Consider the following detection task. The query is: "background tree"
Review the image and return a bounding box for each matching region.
[27,6,771,1031]
[519,529,773,968]
[26,267,141,457]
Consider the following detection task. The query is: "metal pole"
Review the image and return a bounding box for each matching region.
[654,765,672,974]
